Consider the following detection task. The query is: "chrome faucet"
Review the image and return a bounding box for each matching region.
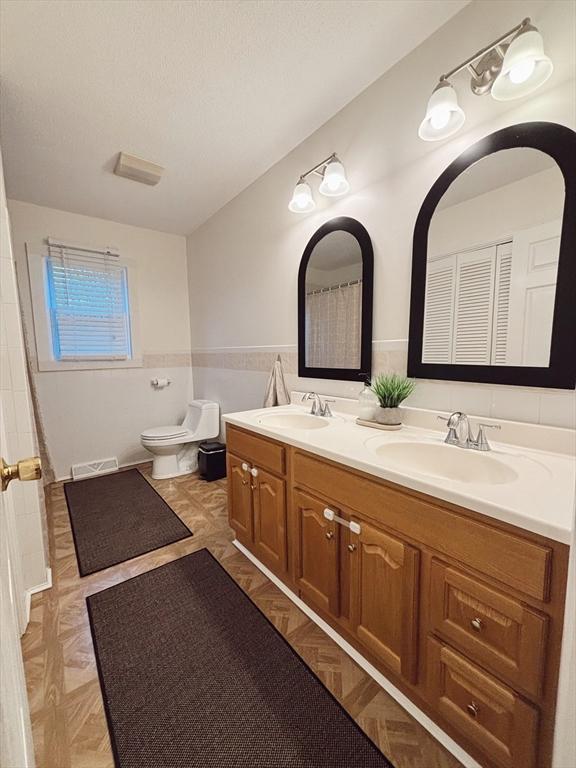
[301,392,335,417]
[438,412,501,451]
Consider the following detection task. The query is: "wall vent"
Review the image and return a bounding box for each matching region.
[71,457,119,481]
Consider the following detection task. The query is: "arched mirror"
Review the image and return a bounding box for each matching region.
[408,122,576,389]
[298,217,373,381]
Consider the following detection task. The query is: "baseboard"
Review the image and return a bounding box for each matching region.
[55,459,152,483]
[233,539,482,768]
[24,567,53,625]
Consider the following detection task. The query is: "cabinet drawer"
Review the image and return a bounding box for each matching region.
[293,450,552,601]
[227,427,285,476]
[427,637,539,768]
[430,560,548,698]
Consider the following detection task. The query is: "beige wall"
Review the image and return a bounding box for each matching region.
[8,200,192,479]
[187,0,576,428]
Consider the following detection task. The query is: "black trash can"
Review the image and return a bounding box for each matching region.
[198,441,227,481]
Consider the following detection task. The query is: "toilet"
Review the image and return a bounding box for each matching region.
[141,399,220,479]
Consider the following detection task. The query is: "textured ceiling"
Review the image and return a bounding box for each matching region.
[0,0,468,235]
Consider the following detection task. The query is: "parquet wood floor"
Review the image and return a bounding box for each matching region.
[22,465,463,768]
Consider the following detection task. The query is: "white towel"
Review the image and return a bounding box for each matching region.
[263,355,290,407]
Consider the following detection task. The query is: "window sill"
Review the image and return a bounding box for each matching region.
[37,357,143,372]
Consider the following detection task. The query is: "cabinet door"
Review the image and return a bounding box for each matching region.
[227,454,253,544]
[350,519,419,681]
[253,468,287,575]
[293,490,339,616]
[427,637,539,768]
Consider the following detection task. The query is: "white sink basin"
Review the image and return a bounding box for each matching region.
[257,413,332,430]
[370,441,519,485]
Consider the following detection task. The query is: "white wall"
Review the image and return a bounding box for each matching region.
[429,166,564,257]
[8,201,193,479]
[1,147,50,592]
[186,0,576,429]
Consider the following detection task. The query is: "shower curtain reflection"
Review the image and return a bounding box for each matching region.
[305,281,362,369]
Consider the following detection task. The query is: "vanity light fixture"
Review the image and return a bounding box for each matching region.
[419,18,553,141]
[288,153,349,213]
[288,179,316,213]
[418,80,465,141]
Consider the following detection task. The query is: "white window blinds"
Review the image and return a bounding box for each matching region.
[46,244,132,361]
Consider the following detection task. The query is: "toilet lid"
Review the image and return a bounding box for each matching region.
[141,425,189,440]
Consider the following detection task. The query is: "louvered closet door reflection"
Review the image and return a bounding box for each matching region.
[452,246,497,365]
[491,243,513,365]
[422,256,456,364]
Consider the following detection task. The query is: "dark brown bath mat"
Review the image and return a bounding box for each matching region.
[64,469,191,576]
[87,548,395,768]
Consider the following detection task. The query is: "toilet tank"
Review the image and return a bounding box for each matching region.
[182,400,220,440]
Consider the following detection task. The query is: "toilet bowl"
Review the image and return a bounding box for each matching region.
[141,399,220,479]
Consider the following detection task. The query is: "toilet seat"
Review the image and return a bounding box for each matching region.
[141,425,189,441]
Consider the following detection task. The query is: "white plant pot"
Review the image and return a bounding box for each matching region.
[375,406,403,426]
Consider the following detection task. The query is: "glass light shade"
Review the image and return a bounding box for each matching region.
[491,27,553,101]
[318,159,350,197]
[288,181,315,213]
[418,81,465,141]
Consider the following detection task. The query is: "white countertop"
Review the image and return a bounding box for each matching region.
[223,404,575,544]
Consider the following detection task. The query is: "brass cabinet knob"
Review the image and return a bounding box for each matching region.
[470,617,483,632]
[1,457,42,492]
[348,544,356,552]
[466,702,479,718]
[325,531,334,540]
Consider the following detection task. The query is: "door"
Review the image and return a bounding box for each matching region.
[227,454,253,543]
[507,220,561,366]
[252,468,287,575]
[1,145,36,766]
[350,519,419,681]
[293,489,339,616]
[1,401,36,768]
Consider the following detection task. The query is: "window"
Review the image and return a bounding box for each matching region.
[46,247,132,360]
[27,239,141,371]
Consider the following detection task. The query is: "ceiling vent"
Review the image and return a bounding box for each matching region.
[114,152,163,186]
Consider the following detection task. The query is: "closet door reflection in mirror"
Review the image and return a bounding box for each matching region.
[423,147,563,368]
[298,218,373,381]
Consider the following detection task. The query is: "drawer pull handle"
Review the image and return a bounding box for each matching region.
[470,617,483,632]
[325,531,334,540]
[348,544,356,552]
[466,702,479,718]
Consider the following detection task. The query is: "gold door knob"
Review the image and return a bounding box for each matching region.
[325,531,334,540]
[1,457,42,492]
[348,544,356,552]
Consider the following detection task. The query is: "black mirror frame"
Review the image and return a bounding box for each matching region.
[298,216,374,381]
[408,122,576,389]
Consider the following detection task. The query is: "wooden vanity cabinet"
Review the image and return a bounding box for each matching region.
[350,519,420,683]
[293,489,340,616]
[226,428,288,576]
[228,454,253,544]
[226,427,569,768]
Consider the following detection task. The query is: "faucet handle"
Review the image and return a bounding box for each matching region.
[321,399,335,417]
[473,423,501,451]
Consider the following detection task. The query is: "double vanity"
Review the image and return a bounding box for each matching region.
[223,400,573,768]
[222,119,575,768]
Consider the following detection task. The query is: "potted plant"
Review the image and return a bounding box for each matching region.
[371,373,416,426]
